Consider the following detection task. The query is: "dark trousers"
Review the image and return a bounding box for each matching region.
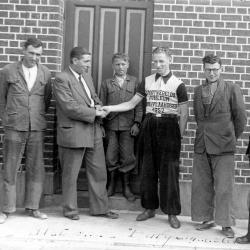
[105,130,135,173]
[2,129,45,213]
[138,114,181,215]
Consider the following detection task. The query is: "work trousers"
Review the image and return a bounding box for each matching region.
[191,153,235,227]
[105,130,136,173]
[138,114,181,215]
[2,129,45,213]
[59,127,109,216]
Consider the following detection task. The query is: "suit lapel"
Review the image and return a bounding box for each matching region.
[209,78,225,113]
[29,64,43,94]
[67,68,92,106]
[195,85,205,118]
[17,62,29,92]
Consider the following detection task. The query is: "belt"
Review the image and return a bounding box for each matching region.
[147,113,177,118]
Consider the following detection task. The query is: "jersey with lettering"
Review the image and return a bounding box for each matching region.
[137,72,188,115]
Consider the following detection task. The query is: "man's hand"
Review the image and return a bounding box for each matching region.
[130,123,140,137]
[101,106,112,115]
[96,109,107,118]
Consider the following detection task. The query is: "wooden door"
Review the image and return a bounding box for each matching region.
[63,0,153,192]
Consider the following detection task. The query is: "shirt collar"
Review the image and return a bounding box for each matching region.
[155,71,172,84]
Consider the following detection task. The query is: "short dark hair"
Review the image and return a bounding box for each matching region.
[152,46,171,57]
[202,54,222,66]
[70,47,91,63]
[112,53,129,63]
[23,37,43,49]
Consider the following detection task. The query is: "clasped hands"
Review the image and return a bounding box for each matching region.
[95,105,112,118]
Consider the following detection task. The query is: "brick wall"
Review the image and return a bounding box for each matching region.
[0,0,64,172]
[1,0,250,186]
[153,0,250,184]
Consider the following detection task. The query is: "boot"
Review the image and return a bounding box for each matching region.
[122,173,136,202]
[107,171,116,197]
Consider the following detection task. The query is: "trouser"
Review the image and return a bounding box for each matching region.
[2,129,45,213]
[59,131,109,216]
[191,152,235,227]
[105,130,135,173]
[138,114,181,215]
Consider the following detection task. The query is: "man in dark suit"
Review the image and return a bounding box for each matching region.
[191,54,247,238]
[0,37,51,224]
[53,47,118,220]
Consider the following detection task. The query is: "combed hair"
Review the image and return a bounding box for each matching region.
[112,53,129,63]
[70,47,91,62]
[202,54,222,66]
[152,46,171,57]
[23,37,43,49]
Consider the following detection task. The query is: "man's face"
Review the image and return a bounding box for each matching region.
[112,58,129,77]
[204,62,222,83]
[73,54,92,73]
[22,45,42,68]
[152,52,171,76]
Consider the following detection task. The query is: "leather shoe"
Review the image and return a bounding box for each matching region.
[168,215,181,229]
[222,227,235,238]
[0,212,8,224]
[93,211,119,219]
[136,209,155,221]
[64,214,80,220]
[235,235,250,244]
[26,209,48,220]
[196,221,216,231]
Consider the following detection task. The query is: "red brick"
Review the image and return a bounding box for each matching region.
[215,7,226,13]
[37,6,60,12]
[9,12,19,18]
[25,20,37,26]
[238,22,247,29]
[212,0,232,6]
[170,20,182,26]
[176,12,197,19]
[190,0,210,5]
[222,73,240,80]
[21,12,30,18]
[195,6,204,12]
[211,29,230,36]
[233,0,250,7]
[176,0,189,4]
[15,5,36,11]
[222,14,242,21]
[5,19,24,25]
[199,13,220,20]
[193,21,203,27]
[189,27,209,34]
[154,11,174,18]
[154,4,164,10]
[0,4,14,10]
[172,5,183,11]
[205,7,215,13]
[174,42,189,49]
[154,26,173,33]
[201,43,220,50]
[175,27,188,33]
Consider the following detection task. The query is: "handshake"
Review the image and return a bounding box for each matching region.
[95,105,111,118]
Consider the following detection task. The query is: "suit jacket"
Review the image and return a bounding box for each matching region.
[53,67,102,148]
[100,74,143,131]
[0,61,51,131]
[193,78,247,155]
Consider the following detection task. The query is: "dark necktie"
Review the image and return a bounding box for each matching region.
[78,74,92,104]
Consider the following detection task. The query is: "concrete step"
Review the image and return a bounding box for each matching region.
[41,191,144,213]
[0,208,249,250]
